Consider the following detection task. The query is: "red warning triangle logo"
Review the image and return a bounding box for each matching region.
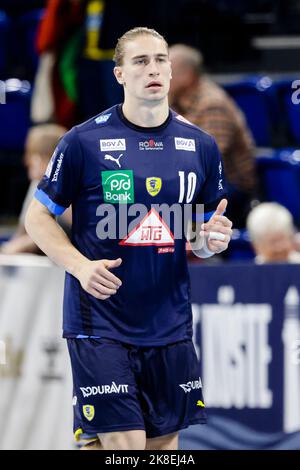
[119,208,175,246]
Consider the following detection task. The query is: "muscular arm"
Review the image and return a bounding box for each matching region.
[25,198,122,298]
[195,106,234,156]
[25,198,86,276]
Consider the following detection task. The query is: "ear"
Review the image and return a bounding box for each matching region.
[169,61,172,79]
[114,66,124,85]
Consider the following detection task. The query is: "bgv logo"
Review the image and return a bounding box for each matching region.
[100,139,126,152]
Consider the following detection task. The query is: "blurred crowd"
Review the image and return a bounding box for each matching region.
[1,0,300,264]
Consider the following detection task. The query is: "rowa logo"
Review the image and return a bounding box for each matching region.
[291,80,300,105]
[100,139,126,152]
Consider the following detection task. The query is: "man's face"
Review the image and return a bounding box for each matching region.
[255,231,294,262]
[114,35,171,103]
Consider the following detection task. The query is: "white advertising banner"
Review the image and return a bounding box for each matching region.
[0,255,74,450]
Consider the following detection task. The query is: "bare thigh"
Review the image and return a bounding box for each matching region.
[145,432,179,450]
[98,429,146,450]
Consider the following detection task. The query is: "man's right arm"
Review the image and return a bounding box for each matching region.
[25,198,122,299]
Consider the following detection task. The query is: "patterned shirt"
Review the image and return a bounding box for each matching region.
[170,78,256,193]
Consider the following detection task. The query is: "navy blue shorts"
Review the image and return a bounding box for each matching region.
[67,337,207,441]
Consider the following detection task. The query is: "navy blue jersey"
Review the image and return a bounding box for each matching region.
[35,104,227,345]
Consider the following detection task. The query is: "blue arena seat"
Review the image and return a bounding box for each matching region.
[223,75,278,147]
[225,229,255,261]
[0,79,31,151]
[274,79,300,145]
[256,148,300,226]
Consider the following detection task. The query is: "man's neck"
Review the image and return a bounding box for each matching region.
[122,100,169,128]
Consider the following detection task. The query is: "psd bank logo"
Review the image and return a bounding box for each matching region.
[101,170,134,204]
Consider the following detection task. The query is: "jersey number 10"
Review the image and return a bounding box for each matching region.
[178,171,197,203]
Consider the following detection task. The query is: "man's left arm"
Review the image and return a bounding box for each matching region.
[188,199,232,258]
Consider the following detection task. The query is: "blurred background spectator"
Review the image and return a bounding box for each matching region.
[0,0,300,263]
[246,202,300,263]
[0,124,70,254]
[31,0,86,128]
[168,44,257,230]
